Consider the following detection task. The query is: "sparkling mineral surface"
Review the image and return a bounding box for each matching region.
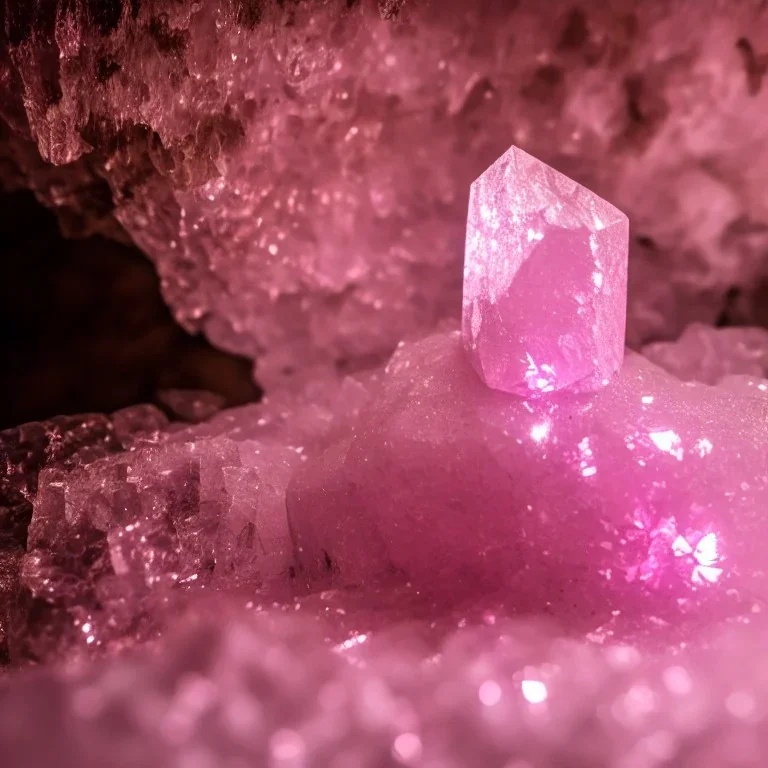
[1,322,768,766]
[3,2,768,767]
[463,146,629,395]
[4,0,768,382]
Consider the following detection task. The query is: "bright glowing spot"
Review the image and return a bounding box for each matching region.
[695,532,720,567]
[521,679,548,704]
[649,430,684,460]
[479,680,502,706]
[392,732,422,763]
[578,435,596,476]
[530,423,550,442]
[693,565,723,585]
[673,532,724,585]
[641,395,654,404]
[592,271,603,288]
[524,354,555,392]
[527,228,544,242]
[335,633,368,652]
[695,438,713,457]
[672,535,693,557]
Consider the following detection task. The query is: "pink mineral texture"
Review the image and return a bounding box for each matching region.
[463,146,629,395]
[6,2,768,766]
[5,1,768,381]
[289,328,768,629]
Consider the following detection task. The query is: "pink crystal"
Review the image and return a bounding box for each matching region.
[463,146,629,395]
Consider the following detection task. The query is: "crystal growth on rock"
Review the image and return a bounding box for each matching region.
[289,328,768,630]
[4,4,768,764]
[463,146,629,395]
[6,1,768,381]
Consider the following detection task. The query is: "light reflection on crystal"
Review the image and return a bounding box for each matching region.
[521,679,548,704]
[673,532,725,586]
[392,733,422,764]
[463,145,628,396]
[648,429,684,461]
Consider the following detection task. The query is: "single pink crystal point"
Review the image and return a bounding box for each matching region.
[463,146,629,396]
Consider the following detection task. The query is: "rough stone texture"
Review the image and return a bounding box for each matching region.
[0,404,174,663]
[3,0,768,381]
[0,414,121,552]
[6,379,343,663]
[463,146,628,395]
[0,188,259,430]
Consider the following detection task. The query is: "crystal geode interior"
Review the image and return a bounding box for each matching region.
[2,2,768,767]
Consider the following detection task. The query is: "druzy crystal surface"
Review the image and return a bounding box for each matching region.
[4,0,768,381]
[463,146,629,395]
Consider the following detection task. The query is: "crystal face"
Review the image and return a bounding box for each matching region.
[463,146,629,396]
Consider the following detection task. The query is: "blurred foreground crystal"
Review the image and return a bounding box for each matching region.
[463,146,628,395]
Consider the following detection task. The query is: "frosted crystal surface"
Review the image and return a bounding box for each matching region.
[5,1,768,377]
[463,146,628,395]
[290,329,768,626]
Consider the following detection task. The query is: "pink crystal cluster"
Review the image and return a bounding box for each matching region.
[2,186,768,763]
[4,0,768,382]
[3,3,768,766]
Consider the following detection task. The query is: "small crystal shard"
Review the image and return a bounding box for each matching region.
[463,146,629,395]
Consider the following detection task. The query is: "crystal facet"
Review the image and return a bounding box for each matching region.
[463,146,629,396]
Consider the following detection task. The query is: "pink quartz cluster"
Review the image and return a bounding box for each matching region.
[463,146,628,395]
[3,5,768,765]
[4,0,768,383]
